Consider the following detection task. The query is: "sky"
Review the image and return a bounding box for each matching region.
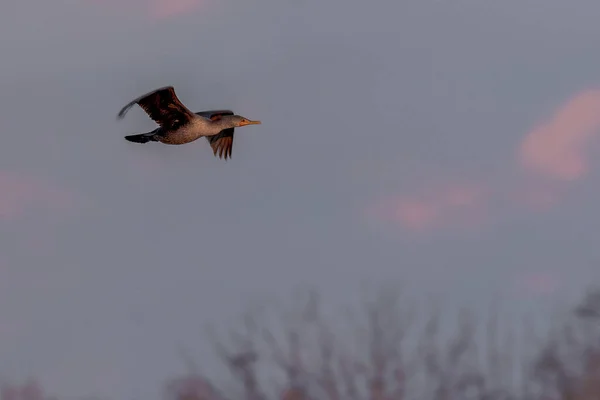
[2,0,600,398]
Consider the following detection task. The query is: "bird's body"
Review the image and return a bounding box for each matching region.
[153,116,221,145]
[116,86,261,159]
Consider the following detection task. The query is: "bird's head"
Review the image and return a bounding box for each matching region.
[220,115,262,128]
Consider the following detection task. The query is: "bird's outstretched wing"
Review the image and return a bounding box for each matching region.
[197,110,235,160]
[117,86,195,131]
[206,128,235,159]
[195,110,234,119]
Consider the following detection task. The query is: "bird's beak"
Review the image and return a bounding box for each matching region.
[241,120,261,126]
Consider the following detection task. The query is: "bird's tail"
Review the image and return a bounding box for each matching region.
[124,132,158,144]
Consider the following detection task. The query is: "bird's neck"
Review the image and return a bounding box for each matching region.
[210,119,235,131]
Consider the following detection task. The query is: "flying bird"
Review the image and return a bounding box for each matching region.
[116,86,261,159]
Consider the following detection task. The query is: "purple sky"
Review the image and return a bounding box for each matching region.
[2,0,600,398]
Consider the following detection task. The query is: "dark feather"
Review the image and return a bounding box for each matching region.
[206,128,235,160]
[196,110,235,160]
[195,110,234,120]
[117,86,195,131]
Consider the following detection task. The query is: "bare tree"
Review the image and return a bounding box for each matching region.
[201,286,528,400]
[13,285,600,400]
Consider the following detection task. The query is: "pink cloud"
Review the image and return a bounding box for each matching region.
[394,200,439,231]
[0,171,79,220]
[1,380,45,400]
[519,90,600,181]
[367,88,600,235]
[367,183,488,232]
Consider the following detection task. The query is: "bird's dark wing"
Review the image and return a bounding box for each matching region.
[117,86,195,130]
[195,110,234,120]
[196,111,235,159]
[206,128,235,160]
